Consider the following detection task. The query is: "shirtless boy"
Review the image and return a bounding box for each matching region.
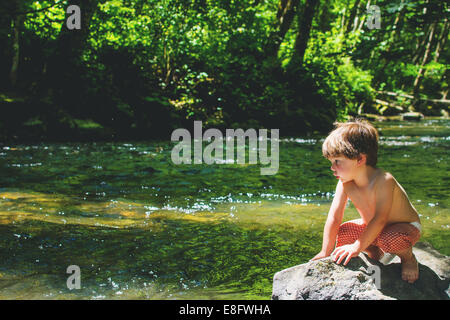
[311,119,422,283]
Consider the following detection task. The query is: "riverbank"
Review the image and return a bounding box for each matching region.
[2,90,449,144]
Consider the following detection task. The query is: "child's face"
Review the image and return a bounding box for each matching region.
[328,155,359,183]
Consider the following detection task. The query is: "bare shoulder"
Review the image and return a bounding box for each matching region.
[379,169,395,181]
[374,169,397,190]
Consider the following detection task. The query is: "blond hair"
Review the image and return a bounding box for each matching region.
[322,118,379,167]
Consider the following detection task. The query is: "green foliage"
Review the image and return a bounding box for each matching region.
[22,1,65,40]
[304,27,375,120]
[0,0,447,141]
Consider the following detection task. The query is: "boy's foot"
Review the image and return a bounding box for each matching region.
[400,254,419,283]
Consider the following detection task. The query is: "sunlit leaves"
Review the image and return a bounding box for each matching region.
[23,0,66,40]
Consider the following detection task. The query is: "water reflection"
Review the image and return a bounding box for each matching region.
[0,119,448,299]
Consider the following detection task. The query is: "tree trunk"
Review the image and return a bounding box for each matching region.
[345,0,361,34]
[372,0,406,89]
[265,0,300,59]
[356,0,369,32]
[340,7,346,30]
[290,0,319,67]
[413,21,436,96]
[55,0,98,66]
[433,17,448,62]
[47,0,100,101]
[412,23,432,65]
[388,0,406,47]
[9,14,23,88]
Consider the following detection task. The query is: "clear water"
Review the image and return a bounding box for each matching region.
[0,119,448,299]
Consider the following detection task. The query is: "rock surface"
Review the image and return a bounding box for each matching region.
[272,242,449,300]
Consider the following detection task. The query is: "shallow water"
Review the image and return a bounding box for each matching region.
[0,119,448,299]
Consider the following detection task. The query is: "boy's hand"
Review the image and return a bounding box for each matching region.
[331,243,360,265]
[310,251,330,261]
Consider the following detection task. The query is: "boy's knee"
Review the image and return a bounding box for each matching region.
[337,222,351,236]
[336,220,365,246]
[337,220,364,236]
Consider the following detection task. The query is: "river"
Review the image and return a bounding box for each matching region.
[0,118,448,299]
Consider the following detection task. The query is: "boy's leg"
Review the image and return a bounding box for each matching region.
[374,222,421,283]
[336,219,382,259]
[394,247,419,283]
[336,219,366,247]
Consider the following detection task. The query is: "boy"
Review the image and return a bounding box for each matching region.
[311,119,422,284]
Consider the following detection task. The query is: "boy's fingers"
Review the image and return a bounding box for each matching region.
[343,254,353,265]
[332,247,342,258]
[336,251,347,264]
[332,251,340,262]
[333,247,346,260]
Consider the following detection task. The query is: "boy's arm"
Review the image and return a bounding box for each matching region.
[353,176,395,252]
[313,180,347,259]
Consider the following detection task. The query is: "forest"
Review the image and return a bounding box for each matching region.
[0,1,449,301]
[0,0,448,141]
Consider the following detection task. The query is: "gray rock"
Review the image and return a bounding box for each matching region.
[272,242,450,300]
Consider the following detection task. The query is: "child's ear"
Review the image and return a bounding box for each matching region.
[357,154,367,166]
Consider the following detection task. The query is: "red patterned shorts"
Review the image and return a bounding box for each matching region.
[336,219,421,253]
